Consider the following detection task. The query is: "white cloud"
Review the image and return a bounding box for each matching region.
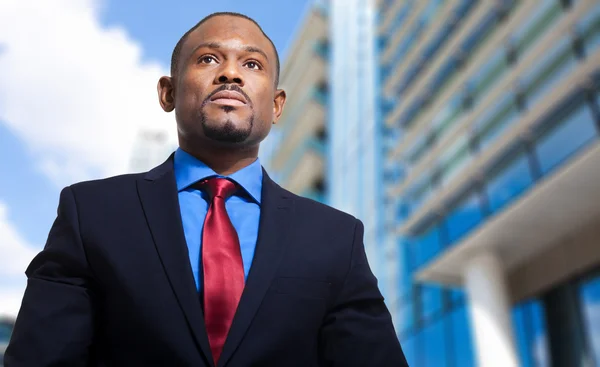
[0,0,177,187]
[0,202,39,317]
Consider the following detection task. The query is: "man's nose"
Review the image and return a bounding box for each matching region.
[216,61,244,85]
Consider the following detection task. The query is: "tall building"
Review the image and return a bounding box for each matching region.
[328,0,391,298]
[128,129,177,173]
[0,316,15,365]
[264,2,329,202]
[377,0,600,366]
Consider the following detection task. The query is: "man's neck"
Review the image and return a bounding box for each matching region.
[180,144,259,176]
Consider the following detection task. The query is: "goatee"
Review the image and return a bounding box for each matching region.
[200,110,254,143]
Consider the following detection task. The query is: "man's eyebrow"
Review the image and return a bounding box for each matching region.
[189,42,221,57]
[189,42,269,62]
[244,46,269,61]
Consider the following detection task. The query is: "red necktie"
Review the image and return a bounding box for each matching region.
[199,177,245,365]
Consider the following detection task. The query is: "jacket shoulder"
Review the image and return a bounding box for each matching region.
[280,188,358,228]
[66,172,146,202]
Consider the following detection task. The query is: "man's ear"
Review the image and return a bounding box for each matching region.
[272,89,287,125]
[157,76,175,112]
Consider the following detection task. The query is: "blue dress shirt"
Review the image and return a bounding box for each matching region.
[173,148,262,291]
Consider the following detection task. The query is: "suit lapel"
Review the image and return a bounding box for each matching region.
[218,170,293,367]
[137,156,214,366]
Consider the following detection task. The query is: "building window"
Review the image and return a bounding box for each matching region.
[513,300,550,367]
[400,334,417,367]
[398,238,414,296]
[438,135,472,188]
[579,271,600,366]
[521,35,576,108]
[444,188,484,244]
[409,221,442,270]
[397,297,416,335]
[468,48,508,105]
[474,93,519,150]
[485,148,534,213]
[405,133,430,167]
[406,174,434,215]
[421,317,449,367]
[533,98,598,175]
[510,0,563,62]
[460,9,500,60]
[420,285,444,322]
[449,306,476,367]
[577,3,600,56]
[431,94,463,143]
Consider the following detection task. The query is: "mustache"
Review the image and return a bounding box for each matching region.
[204,84,252,106]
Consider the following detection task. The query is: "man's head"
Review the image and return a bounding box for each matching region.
[158,12,286,151]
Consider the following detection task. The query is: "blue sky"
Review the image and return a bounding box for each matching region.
[0,0,310,316]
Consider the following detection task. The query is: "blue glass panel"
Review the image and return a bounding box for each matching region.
[406,174,434,215]
[445,190,484,244]
[411,222,442,269]
[535,101,598,175]
[485,151,534,213]
[402,98,424,127]
[406,133,429,165]
[513,304,534,367]
[513,300,550,367]
[400,335,417,367]
[475,94,519,150]
[423,318,449,367]
[431,94,463,140]
[450,306,476,367]
[389,20,424,72]
[455,0,476,18]
[581,3,600,54]
[580,274,600,366]
[0,321,12,343]
[421,285,443,322]
[424,23,454,59]
[510,0,561,60]
[460,10,498,54]
[522,36,576,109]
[429,57,458,98]
[450,287,466,306]
[438,136,472,188]
[398,298,415,334]
[529,301,550,367]
[398,238,413,296]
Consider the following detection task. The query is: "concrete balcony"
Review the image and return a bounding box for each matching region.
[415,141,600,293]
[271,87,327,171]
[279,137,326,195]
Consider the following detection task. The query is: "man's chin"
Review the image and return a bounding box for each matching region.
[201,120,252,144]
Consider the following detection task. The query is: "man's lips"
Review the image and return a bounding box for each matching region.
[209,90,248,106]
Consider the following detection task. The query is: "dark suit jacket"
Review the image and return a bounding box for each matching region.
[5,156,407,367]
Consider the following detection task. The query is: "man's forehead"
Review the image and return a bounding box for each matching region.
[186,16,270,51]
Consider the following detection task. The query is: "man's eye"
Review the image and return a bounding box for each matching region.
[245,61,260,70]
[199,56,216,64]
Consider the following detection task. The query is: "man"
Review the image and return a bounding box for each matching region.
[5,12,407,367]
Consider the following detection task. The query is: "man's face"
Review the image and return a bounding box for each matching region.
[161,15,285,148]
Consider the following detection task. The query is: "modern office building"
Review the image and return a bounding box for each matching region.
[327,0,394,302]
[128,129,177,173]
[0,316,15,365]
[264,2,329,203]
[377,0,600,366]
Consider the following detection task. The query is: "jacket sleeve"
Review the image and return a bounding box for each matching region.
[5,186,96,367]
[318,219,409,367]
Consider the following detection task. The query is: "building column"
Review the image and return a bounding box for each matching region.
[464,252,519,367]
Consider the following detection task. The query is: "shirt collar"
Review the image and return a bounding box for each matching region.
[173,148,263,204]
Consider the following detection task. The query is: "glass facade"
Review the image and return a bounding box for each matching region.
[580,271,600,366]
[377,0,600,365]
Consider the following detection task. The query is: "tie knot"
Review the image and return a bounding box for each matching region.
[200,177,238,200]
